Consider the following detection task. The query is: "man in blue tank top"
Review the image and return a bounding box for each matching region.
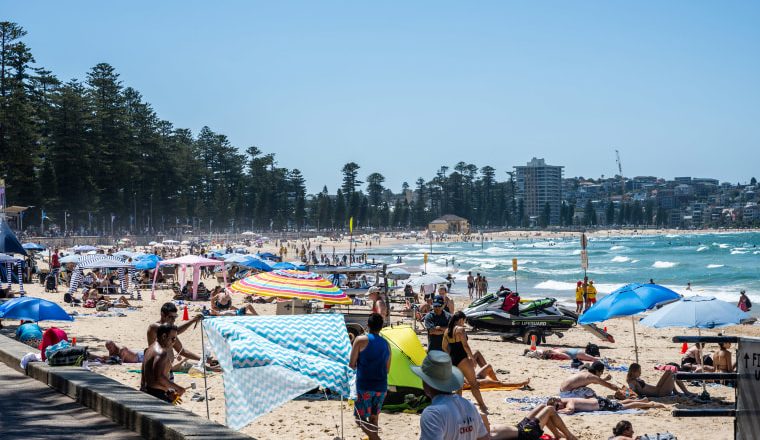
[349,313,391,440]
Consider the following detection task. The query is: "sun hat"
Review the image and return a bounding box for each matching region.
[411,351,464,393]
[367,286,381,295]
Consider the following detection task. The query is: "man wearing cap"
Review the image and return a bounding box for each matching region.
[412,351,488,440]
[424,296,451,352]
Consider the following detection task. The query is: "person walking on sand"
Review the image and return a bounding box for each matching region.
[412,351,489,440]
[467,272,475,300]
[349,313,391,440]
[141,323,185,403]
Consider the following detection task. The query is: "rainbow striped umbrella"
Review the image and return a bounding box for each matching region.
[229,269,350,304]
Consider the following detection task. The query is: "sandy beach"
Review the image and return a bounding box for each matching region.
[4,230,755,439]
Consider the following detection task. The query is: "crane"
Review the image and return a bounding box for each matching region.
[615,149,625,198]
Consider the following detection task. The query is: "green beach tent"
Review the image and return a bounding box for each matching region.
[380,326,426,391]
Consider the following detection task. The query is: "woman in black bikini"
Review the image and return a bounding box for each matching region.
[626,363,692,397]
[442,311,489,413]
[210,287,258,316]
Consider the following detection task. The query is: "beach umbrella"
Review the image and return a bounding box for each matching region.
[229,269,350,304]
[386,268,411,280]
[408,273,448,287]
[237,257,273,272]
[640,295,749,329]
[22,243,46,251]
[257,252,279,261]
[579,283,681,363]
[148,241,158,246]
[71,245,98,252]
[162,239,180,245]
[134,254,161,270]
[59,254,82,264]
[241,231,256,236]
[271,262,300,270]
[224,254,252,264]
[113,250,137,259]
[0,297,73,322]
[640,295,749,397]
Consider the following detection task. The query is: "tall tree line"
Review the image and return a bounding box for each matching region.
[0,22,307,234]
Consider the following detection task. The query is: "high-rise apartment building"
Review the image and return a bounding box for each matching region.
[515,158,564,225]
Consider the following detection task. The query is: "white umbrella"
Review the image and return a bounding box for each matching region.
[409,274,448,286]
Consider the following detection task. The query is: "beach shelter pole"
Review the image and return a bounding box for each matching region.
[200,318,211,419]
[150,266,159,300]
[631,316,639,364]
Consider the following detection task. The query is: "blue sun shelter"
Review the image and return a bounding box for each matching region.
[203,313,354,430]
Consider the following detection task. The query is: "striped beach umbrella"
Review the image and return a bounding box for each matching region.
[229,269,350,304]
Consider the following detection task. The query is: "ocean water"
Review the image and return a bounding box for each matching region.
[378,232,760,307]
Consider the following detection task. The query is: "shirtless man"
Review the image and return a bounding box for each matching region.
[559,361,623,398]
[547,396,666,414]
[141,323,185,403]
[147,302,203,363]
[467,272,475,299]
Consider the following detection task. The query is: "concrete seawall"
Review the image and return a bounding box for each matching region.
[0,334,253,440]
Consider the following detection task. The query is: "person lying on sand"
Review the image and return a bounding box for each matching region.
[210,287,258,316]
[485,403,578,440]
[559,361,623,398]
[546,396,666,414]
[626,363,693,397]
[92,341,144,364]
[523,347,601,362]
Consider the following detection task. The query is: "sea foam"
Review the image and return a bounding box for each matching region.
[611,256,630,263]
[707,264,724,269]
[652,261,677,268]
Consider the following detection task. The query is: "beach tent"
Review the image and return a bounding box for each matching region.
[380,326,426,394]
[0,220,26,256]
[203,313,354,430]
[67,255,133,294]
[133,254,161,270]
[151,255,225,300]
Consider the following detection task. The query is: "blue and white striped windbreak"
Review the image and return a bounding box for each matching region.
[203,313,354,430]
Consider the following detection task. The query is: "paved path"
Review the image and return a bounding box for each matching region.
[0,361,143,439]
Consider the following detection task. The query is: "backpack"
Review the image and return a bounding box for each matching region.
[48,346,88,367]
[746,297,752,310]
[585,343,600,357]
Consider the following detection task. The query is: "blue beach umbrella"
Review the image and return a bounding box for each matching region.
[22,243,46,251]
[271,261,299,270]
[71,245,98,252]
[0,297,73,322]
[224,254,252,264]
[133,254,161,270]
[238,257,273,272]
[579,283,680,363]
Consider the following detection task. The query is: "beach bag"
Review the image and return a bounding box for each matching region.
[44,340,71,360]
[48,346,88,367]
[585,343,600,357]
[746,297,752,310]
[638,434,676,440]
[95,300,109,312]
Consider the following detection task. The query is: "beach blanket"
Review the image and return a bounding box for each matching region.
[503,397,644,415]
[560,364,628,372]
[204,314,354,430]
[462,380,529,392]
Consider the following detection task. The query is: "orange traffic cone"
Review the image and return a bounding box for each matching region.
[530,335,537,351]
[182,305,189,321]
[680,342,688,354]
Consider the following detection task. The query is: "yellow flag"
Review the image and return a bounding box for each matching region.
[512,258,518,272]
[349,217,353,233]
[424,253,428,264]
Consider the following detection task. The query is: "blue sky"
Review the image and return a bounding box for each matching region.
[5,1,760,193]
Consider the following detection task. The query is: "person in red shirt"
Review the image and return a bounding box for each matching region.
[39,327,68,361]
[51,249,61,290]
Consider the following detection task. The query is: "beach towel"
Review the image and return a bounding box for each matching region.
[204,314,354,430]
[559,386,596,398]
[462,380,530,392]
[564,409,644,416]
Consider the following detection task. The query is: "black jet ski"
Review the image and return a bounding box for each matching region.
[463,289,614,344]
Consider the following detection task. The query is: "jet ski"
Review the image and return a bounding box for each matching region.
[463,289,614,344]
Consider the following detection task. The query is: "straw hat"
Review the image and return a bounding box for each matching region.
[411,351,464,393]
